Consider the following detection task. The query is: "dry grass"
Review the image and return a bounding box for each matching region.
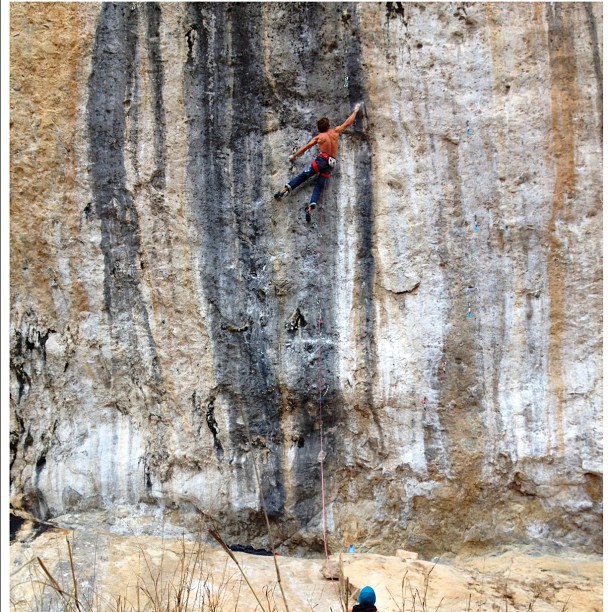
[385,558,445,612]
[12,532,269,612]
[10,536,587,612]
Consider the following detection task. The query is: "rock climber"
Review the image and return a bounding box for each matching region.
[274,103,362,223]
[352,585,377,612]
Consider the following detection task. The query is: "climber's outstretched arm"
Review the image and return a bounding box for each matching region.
[288,137,318,162]
[334,103,361,134]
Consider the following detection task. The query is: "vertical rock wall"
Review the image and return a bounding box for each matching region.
[9,2,602,556]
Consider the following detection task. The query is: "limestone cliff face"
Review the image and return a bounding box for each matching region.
[10,2,603,557]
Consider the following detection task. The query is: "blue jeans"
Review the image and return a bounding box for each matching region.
[288,155,332,204]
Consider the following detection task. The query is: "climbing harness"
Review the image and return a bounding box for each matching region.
[312,153,335,178]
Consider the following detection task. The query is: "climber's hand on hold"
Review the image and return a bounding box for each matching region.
[353,103,361,114]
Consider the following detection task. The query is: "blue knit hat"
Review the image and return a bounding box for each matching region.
[359,586,376,605]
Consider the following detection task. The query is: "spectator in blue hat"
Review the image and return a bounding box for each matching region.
[352,585,377,611]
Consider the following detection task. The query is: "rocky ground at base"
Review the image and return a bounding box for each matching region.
[8,513,603,611]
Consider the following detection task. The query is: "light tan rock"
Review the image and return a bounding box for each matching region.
[9,523,603,611]
[321,558,342,580]
[396,548,419,560]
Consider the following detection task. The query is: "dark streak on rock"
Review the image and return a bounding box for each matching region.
[344,6,380,438]
[145,4,167,192]
[206,398,224,457]
[386,2,405,22]
[286,307,307,332]
[183,2,286,519]
[11,331,33,403]
[87,4,163,396]
[583,3,602,141]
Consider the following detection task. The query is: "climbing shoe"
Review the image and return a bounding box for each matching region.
[274,185,291,200]
[305,203,316,223]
